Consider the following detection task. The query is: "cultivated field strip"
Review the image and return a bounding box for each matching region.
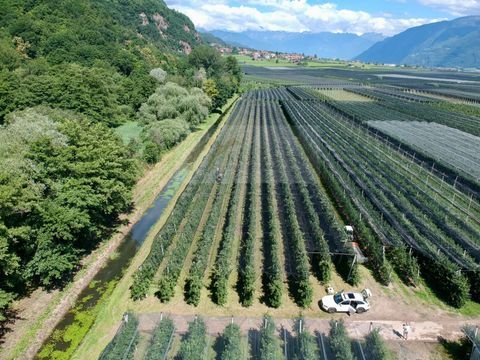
[131,95,351,308]
[343,88,480,137]
[182,101,249,306]
[237,100,260,306]
[362,87,436,103]
[153,105,247,302]
[281,95,480,304]
[313,88,480,196]
[259,102,284,308]
[368,121,480,181]
[286,100,480,263]
[209,101,255,306]
[130,103,247,300]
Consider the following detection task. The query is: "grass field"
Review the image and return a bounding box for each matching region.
[233,54,392,70]
[115,120,143,144]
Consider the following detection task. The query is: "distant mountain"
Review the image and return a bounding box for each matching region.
[205,30,384,59]
[200,32,228,46]
[356,16,480,68]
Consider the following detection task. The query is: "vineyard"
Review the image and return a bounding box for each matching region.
[131,91,353,309]
[98,315,389,360]
[281,89,480,307]
[129,73,480,312]
[368,121,480,181]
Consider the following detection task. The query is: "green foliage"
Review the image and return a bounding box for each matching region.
[0,0,205,125]
[0,290,15,322]
[387,246,419,286]
[99,313,138,360]
[130,145,214,300]
[293,318,318,360]
[435,102,480,119]
[0,63,130,125]
[0,108,136,301]
[145,317,175,360]
[259,317,282,360]
[137,82,210,128]
[210,160,243,306]
[365,329,388,360]
[178,317,207,360]
[419,254,470,308]
[237,149,258,307]
[186,47,241,110]
[149,68,167,83]
[267,104,312,307]
[329,320,354,360]
[0,0,241,327]
[141,118,190,163]
[259,113,283,308]
[188,45,223,77]
[218,323,242,360]
[184,189,223,306]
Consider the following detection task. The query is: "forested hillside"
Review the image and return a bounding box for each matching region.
[0,0,241,323]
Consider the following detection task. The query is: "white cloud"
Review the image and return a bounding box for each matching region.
[418,0,480,16]
[165,0,441,35]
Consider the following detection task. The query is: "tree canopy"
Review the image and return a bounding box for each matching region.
[0,107,137,319]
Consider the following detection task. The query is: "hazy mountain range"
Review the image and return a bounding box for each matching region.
[204,16,480,68]
[203,29,384,60]
[356,16,480,68]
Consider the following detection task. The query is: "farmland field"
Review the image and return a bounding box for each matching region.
[130,93,354,309]
[368,121,480,181]
[75,66,480,359]
[129,68,480,312]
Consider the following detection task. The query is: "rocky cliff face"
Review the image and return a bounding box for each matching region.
[137,9,199,54]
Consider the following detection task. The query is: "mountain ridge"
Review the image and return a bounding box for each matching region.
[356,16,480,68]
[203,29,384,59]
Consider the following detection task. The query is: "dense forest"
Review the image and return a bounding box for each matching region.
[0,0,241,322]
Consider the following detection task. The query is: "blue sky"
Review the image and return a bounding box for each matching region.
[165,0,480,35]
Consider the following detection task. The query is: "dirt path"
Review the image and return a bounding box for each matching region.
[137,312,474,342]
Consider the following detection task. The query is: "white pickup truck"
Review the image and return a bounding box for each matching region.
[321,289,371,314]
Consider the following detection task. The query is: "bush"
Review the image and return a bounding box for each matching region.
[293,318,318,360]
[329,320,354,360]
[365,329,388,360]
[137,82,210,128]
[419,255,470,308]
[141,118,190,163]
[145,317,175,360]
[217,323,242,360]
[99,313,138,360]
[178,317,207,360]
[259,316,282,360]
[149,68,167,83]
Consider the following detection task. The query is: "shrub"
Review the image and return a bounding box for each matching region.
[178,318,207,360]
[259,316,282,360]
[365,329,388,360]
[99,313,138,360]
[218,323,242,360]
[329,320,354,360]
[145,317,175,360]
